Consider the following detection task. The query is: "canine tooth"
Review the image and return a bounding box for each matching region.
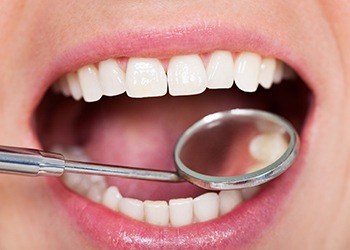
[273,60,284,84]
[119,198,144,221]
[125,58,167,98]
[168,54,207,96]
[102,186,123,211]
[193,192,219,222]
[144,200,169,226]
[99,59,126,96]
[234,52,261,92]
[206,50,235,89]
[219,190,243,215]
[241,187,261,200]
[59,77,71,97]
[249,132,288,164]
[169,198,193,227]
[66,72,83,100]
[78,65,103,102]
[258,57,276,89]
[86,181,107,203]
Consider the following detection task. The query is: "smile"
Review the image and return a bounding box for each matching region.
[28,22,316,249]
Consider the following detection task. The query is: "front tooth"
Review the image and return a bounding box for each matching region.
[77,65,103,102]
[273,60,284,84]
[169,198,193,227]
[249,132,288,164]
[98,59,126,96]
[125,58,167,98]
[258,57,276,89]
[119,198,144,221]
[206,50,235,89]
[144,200,169,226]
[193,192,219,222]
[233,52,262,92]
[66,72,83,100]
[167,54,207,96]
[102,186,122,211]
[219,190,242,215]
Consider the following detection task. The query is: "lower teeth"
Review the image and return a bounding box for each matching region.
[57,131,287,227]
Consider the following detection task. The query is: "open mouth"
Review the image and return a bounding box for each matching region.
[32,28,313,248]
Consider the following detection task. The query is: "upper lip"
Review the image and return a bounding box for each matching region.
[33,22,316,249]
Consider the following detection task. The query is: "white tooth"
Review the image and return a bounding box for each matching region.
[249,132,288,164]
[241,187,261,200]
[273,60,284,84]
[125,58,167,98]
[169,198,193,227]
[77,65,103,102]
[193,192,219,222]
[98,59,126,96]
[206,50,235,89]
[119,198,144,221]
[86,181,107,203]
[233,52,261,92]
[64,145,90,161]
[74,175,92,195]
[258,57,276,89]
[62,173,84,190]
[59,77,71,97]
[167,54,207,96]
[102,186,122,211]
[66,72,83,100]
[144,200,169,226]
[219,190,243,215]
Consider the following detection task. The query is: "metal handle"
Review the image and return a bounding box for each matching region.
[0,146,65,176]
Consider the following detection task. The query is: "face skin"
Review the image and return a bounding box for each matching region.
[1,0,350,249]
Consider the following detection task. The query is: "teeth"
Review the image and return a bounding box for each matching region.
[167,54,207,96]
[98,59,126,96]
[66,72,83,100]
[258,57,276,89]
[234,52,262,92]
[58,77,71,97]
[102,186,123,211]
[144,200,169,226]
[249,132,288,164]
[86,181,107,203]
[169,198,193,227]
[219,190,242,215]
[241,187,261,200]
[193,192,219,222]
[126,58,167,98]
[206,50,235,89]
[77,65,103,102]
[119,198,144,221]
[273,60,284,84]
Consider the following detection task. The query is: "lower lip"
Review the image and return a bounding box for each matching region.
[46,108,312,249]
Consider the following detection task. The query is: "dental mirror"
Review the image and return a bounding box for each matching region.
[0,109,299,190]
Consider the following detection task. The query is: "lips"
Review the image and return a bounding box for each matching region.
[27,23,317,249]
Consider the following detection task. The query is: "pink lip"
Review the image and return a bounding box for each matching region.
[36,24,317,249]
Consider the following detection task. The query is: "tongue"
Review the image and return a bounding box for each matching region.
[77,90,261,200]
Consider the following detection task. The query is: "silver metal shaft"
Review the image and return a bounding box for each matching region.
[0,145,184,182]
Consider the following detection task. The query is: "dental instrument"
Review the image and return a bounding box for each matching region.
[0,109,299,190]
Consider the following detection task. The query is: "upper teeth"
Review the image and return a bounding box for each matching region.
[54,50,293,102]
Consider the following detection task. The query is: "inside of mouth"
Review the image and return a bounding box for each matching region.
[35,76,311,201]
